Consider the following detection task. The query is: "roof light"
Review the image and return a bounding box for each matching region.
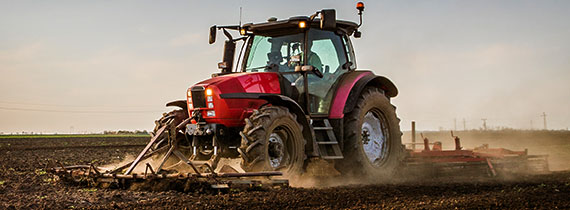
[299,21,307,29]
[357,2,365,12]
[205,88,213,96]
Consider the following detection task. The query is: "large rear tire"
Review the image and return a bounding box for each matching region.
[239,106,305,176]
[335,87,403,179]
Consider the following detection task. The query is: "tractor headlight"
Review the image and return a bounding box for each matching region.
[206,110,215,117]
[205,88,214,109]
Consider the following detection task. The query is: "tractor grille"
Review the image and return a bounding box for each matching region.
[191,87,206,108]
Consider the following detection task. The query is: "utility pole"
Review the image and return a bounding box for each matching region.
[463,118,466,131]
[454,118,457,131]
[481,118,487,130]
[411,121,416,150]
[541,112,547,130]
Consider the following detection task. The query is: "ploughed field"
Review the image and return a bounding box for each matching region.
[1,135,569,209]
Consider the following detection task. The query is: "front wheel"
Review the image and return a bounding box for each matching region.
[239,106,305,176]
[335,87,403,179]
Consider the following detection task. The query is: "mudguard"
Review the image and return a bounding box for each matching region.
[329,71,398,119]
[166,100,188,110]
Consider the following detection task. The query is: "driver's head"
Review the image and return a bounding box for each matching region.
[267,51,283,64]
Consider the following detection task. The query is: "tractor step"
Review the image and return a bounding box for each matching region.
[317,141,339,145]
[313,119,344,160]
[313,127,333,130]
[321,155,344,160]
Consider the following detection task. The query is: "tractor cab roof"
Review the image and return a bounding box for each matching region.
[241,16,359,37]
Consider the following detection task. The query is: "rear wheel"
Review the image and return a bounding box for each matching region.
[239,106,305,176]
[335,87,403,178]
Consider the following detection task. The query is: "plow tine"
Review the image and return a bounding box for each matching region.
[156,144,176,173]
[173,150,202,176]
[89,164,101,175]
[125,125,168,175]
[108,146,168,174]
[145,163,155,178]
[176,118,190,130]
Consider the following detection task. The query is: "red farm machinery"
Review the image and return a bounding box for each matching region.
[51,3,406,189]
[403,128,549,178]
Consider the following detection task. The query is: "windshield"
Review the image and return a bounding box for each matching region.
[244,33,304,72]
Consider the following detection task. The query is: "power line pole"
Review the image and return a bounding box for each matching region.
[411,121,416,150]
[463,118,466,131]
[454,118,457,131]
[481,118,487,130]
[541,112,547,130]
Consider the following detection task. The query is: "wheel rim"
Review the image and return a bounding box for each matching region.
[361,110,390,167]
[268,130,287,169]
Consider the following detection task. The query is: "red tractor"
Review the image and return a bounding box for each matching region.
[51,4,403,186]
[147,3,404,179]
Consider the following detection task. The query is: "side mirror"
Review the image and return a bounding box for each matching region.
[209,25,217,44]
[320,9,336,30]
[354,30,362,38]
[220,40,236,73]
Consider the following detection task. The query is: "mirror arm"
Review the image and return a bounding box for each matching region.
[222,28,233,42]
[232,36,248,42]
[358,12,363,27]
[309,11,321,21]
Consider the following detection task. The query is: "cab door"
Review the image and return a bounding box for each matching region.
[305,29,349,114]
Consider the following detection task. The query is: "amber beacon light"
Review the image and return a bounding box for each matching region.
[356,2,365,14]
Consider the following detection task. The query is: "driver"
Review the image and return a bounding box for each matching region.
[307,42,323,73]
[266,51,285,72]
[266,38,291,72]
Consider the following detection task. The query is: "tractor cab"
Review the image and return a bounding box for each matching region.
[210,9,360,114]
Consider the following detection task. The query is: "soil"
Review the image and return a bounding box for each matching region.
[1,136,569,209]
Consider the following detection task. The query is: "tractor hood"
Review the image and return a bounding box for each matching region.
[186,72,282,127]
[192,72,281,95]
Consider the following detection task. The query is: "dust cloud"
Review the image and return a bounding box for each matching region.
[290,129,570,188]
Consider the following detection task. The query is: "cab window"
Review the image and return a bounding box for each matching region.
[244,33,304,72]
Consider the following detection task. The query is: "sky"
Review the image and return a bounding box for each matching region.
[1,0,569,133]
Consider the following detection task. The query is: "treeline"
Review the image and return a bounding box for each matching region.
[103,130,149,135]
